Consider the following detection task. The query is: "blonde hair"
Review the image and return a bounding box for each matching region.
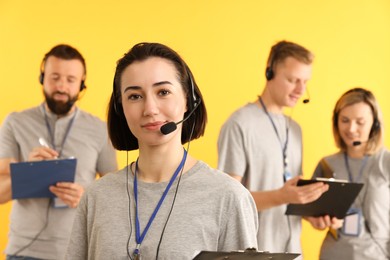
[332,88,383,154]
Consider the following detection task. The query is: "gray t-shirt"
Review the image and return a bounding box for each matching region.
[0,104,117,259]
[313,149,390,260]
[66,161,258,260]
[217,103,303,253]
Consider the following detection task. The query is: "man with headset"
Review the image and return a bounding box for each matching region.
[0,44,117,259]
[217,40,328,255]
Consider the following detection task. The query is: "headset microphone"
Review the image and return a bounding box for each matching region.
[160,99,202,135]
[160,122,177,135]
[302,87,310,104]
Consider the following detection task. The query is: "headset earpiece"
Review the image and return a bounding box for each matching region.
[186,66,198,108]
[39,72,44,85]
[373,118,380,131]
[265,67,274,81]
[369,117,381,138]
[265,43,279,81]
[113,94,120,116]
[80,81,86,91]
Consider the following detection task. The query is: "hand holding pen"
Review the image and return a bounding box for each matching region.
[36,137,84,207]
[27,137,59,161]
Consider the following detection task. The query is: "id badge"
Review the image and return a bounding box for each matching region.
[283,171,292,182]
[341,208,361,236]
[52,197,69,208]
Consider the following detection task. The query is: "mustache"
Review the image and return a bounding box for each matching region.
[53,91,70,96]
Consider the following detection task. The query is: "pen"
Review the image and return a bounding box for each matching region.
[39,137,60,159]
[39,137,50,148]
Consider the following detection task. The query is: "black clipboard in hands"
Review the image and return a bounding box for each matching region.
[10,158,77,199]
[285,178,363,219]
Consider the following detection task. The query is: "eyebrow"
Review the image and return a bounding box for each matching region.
[340,115,366,121]
[49,73,78,80]
[123,81,173,93]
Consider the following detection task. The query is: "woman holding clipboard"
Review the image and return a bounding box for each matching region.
[306,88,390,259]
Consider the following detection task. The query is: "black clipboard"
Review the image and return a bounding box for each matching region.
[10,158,77,199]
[193,250,300,260]
[285,178,364,218]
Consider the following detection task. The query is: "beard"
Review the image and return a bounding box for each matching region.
[44,91,78,116]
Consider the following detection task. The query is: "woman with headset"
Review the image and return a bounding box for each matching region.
[306,88,390,259]
[65,42,258,260]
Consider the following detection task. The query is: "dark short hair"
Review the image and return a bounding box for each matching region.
[332,87,383,154]
[107,42,207,151]
[41,44,86,75]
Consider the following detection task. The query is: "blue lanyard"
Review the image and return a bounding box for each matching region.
[43,104,77,158]
[133,149,187,257]
[259,97,289,170]
[343,153,368,183]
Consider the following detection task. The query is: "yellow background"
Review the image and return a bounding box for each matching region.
[1,1,390,259]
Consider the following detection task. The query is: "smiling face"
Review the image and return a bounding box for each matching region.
[266,56,312,112]
[337,101,374,149]
[120,57,187,148]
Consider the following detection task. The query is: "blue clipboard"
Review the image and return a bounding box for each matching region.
[10,158,77,199]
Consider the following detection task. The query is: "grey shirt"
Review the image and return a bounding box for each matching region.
[0,104,117,259]
[313,149,390,260]
[66,161,258,260]
[218,103,303,253]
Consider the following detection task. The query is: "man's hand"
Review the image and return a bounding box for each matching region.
[49,182,84,208]
[279,176,329,204]
[28,146,59,161]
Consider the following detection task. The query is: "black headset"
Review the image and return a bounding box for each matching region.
[265,65,275,81]
[39,59,86,91]
[333,88,381,138]
[265,45,310,103]
[186,66,200,108]
[265,45,279,81]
